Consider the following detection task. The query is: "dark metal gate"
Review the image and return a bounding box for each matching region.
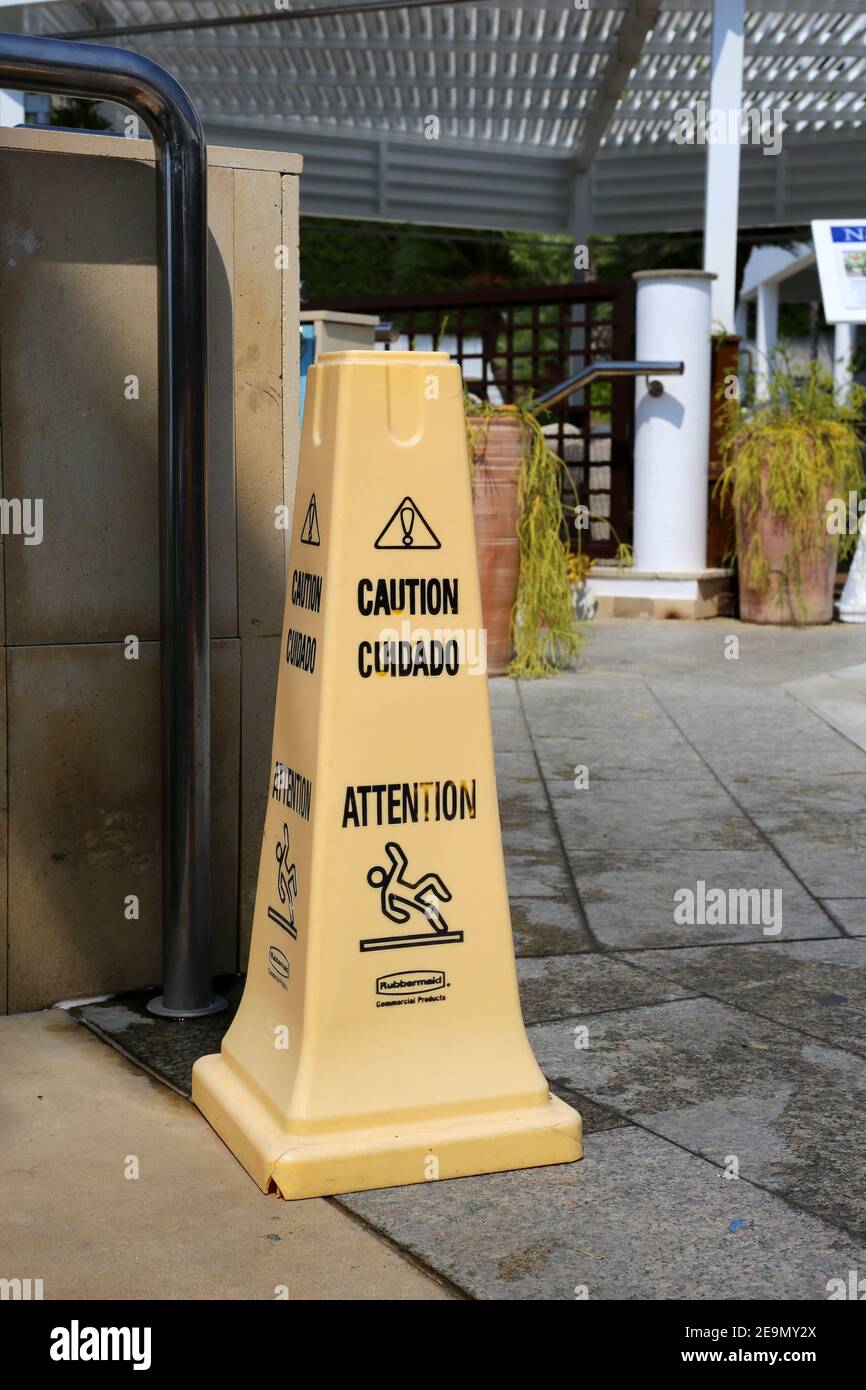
[304,281,636,559]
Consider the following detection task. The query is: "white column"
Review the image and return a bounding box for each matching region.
[734,297,748,340]
[632,270,715,574]
[0,90,25,127]
[834,321,855,403]
[27,92,51,126]
[702,0,745,333]
[1,3,26,128]
[755,280,778,400]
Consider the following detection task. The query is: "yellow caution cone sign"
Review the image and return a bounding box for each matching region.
[193,351,582,1198]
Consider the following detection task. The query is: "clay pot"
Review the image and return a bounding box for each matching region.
[468,414,525,675]
[736,453,838,625]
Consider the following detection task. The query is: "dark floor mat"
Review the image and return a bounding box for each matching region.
[71,976,243,1098]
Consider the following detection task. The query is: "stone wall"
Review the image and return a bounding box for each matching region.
[0,128,301,1010]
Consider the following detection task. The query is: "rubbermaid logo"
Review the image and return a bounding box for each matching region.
[268,945,290,979]
[376,970,445,996]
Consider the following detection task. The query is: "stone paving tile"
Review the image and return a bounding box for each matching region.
[74,976,243,1096]
[548,776,763,852]
[488,682,525,729]
[786,666,866,755]
[5,1012,451,1302]
[621,939,866,1058]
[529,997,866,1238]
[717,770,866,815]
[497,782,549,834]
[493,751,540,783]
[516,951,691,1024]
[489,674,521,704]
[497,776,569,860]
[647,677,798,709]
[585,620,866,686]
[713,773,866,898]
[505,848,575,901]
[496,769,547,803]
[502,822,555,855]
[509,896,593,957]
[522,697,684,746]
[519,673,660,725]
[565,848,840,948]
[340,1125,866,1300]
[528,723,710,783]
[693,733,858,782]
[648,683,861,779]
[489,727,528,758]
[758,835,866,901]
[822,898,866,936]
[550,1089,632,1134]
[647,670,853,708]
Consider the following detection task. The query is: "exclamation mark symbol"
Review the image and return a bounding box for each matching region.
[400,503,416,547]
[301,493,320,546]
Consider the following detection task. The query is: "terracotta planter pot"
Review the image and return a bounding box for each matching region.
[468,414,524,675]
[736,456,838,625]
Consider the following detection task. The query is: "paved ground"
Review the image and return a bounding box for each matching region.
[343,619,866,1298]
[4,618,866,1300]
[0,1010,453,1300]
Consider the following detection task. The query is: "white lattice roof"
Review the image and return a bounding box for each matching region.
[8,2,866,231]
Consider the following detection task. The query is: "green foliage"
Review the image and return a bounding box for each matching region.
[717,349,866,600]
[299,219,818,323]
[299,218,574,302]
[567,505,633,584]
[587,231,704,281]
[511,412,586,678]
[392,230,513,292]
[299,218,403,300]
[49,98,110,131]
[778,300,826,339]
[501,232,573,284]
[466,402,584,678]
[586,230,811,311]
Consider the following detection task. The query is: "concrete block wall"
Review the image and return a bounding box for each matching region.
[0,128,301,1011]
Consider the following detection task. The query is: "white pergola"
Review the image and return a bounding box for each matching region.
[3,0,866,330]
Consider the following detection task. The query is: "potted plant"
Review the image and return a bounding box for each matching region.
[717,351,866,624]
[465,401,584,677]
[566,512,633,621]
[707,328,741,567]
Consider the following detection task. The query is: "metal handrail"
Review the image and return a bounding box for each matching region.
[0,32,222,1017]
[529,360,684,412]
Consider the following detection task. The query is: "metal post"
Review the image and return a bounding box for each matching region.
[834,321,856,405]
[0,31,223,1017]
[755,280,779,402]
[702,0,745,333]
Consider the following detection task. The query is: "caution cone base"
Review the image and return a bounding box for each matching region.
[193,350,582,1199]
[196,1050,581,1197]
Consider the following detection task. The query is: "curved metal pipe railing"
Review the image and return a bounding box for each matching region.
[0,31,221,1017]
[529,359,684,412]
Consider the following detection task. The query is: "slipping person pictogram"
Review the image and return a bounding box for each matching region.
[268,822,299,939]
[360,841,462,952]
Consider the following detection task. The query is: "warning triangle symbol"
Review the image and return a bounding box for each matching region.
[300,493,320,546]
[374,496,440,550]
